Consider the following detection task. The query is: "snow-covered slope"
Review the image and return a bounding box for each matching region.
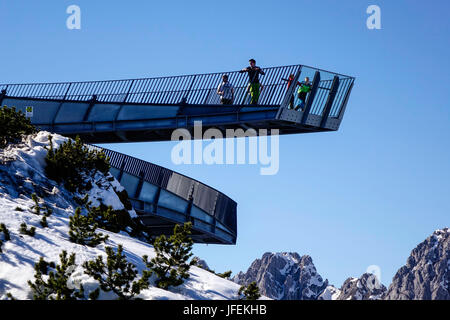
[0,132,242,300]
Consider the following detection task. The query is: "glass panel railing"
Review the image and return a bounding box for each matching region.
[279,65,355,119]
[158,189,189,213]
[138,181,159,204]
[190,206,214,224]
[119,172,139,198]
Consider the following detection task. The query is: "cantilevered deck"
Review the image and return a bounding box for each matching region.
[0,64,354,143]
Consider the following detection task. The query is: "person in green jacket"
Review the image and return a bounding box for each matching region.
[295,77,311,111]
[240,59,265,105]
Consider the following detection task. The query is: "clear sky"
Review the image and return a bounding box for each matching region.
[1,0,449,287]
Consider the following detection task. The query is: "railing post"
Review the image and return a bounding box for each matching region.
[62,82,72,100]
[301,71,321,125]
[134,170,145,198]
[51,83,72,126]
[320,76,339,128]
[123,80,135,103]
[117,159,126,182]
[181,76,196,104]
[114,80,136,122]
[152,171,164,214]
[185,196,193,222]
[83,94,98,122]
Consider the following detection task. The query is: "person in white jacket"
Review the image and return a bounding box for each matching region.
[216,74,234,105]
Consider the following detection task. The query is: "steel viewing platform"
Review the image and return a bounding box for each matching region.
[0,64,355,244]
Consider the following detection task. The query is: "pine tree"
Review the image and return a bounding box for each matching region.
[19,223,35,237]
[28,251,85,300]
[75,190,148,242]
[0,223,11,241]
[5,293,16,300]
[0,106,36,149]
[69,207,108,247]
[31,193,41,215]
[217,270,232,279]
[44,135,110,193]
[83,245,149,300]
[44,205,53,217]
[238,281,261,300]
[88,204,132,233]
[144,222,194,289]
[40,216,48,228]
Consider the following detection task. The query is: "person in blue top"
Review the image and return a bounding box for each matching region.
[295,77,312,111]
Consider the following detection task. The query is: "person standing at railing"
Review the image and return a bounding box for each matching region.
[239,59,265,105]
[216,74,235,105]
[295,77,312,111]
[282,74,301,109]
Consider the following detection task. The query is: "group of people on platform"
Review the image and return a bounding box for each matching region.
[216,58,312,110]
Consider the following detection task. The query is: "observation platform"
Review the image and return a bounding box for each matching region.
[0,64,355,244]
[0,64,354,143]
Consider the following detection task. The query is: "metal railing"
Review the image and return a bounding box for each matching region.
[0,65,353,113]
[285,66,355,118]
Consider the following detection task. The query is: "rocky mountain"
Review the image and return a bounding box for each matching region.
[384,228,449,300]
[235,228,449,300]
[233,252,328,300]
[317,285,341,300]
[328,273,386,300]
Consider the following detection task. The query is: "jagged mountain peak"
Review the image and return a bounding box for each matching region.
[233,252,327,300]
[336,273,386,300]
[384,228,449,300]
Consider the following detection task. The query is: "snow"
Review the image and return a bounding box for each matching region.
[319,285,341,300]
[0,132,243,300]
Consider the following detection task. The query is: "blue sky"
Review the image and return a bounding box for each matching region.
[1,0,449,287]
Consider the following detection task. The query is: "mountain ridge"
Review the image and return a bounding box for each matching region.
[234,228,449,300]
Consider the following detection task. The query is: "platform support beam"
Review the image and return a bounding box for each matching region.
[320,76,340,128]
[152,174,164,214]
[83,95,98,122]
[51,83,72,127]
[117,159,126,182]
[114,80,135,121]
[134,170,145,198]
[301,71,321,125]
